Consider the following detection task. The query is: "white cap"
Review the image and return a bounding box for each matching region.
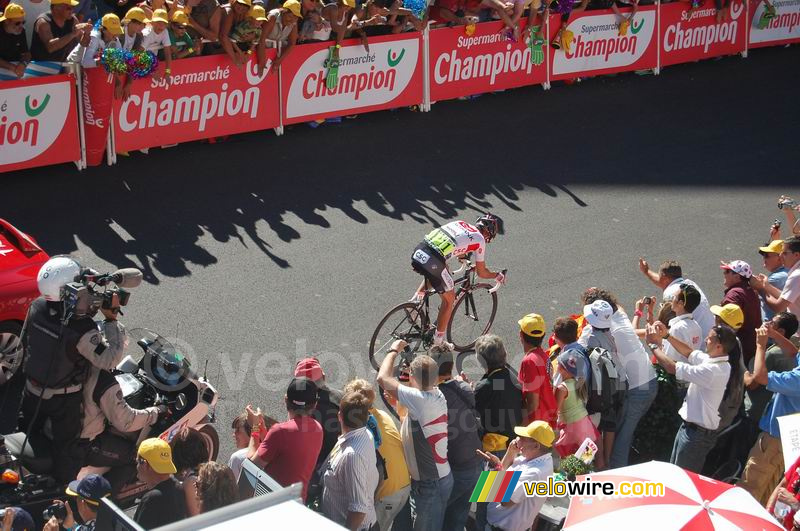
[583,300,613,329]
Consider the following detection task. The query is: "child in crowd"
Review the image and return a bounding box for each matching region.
[141,8,173,76]
[553,349,600,458]
[169,10,199,58]
[67,13,124,67]
[121,6,147,50]
[229,4,267,59]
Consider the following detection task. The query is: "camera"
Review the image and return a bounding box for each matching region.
[43,501,67,522]
[778,199,797,210]
[62,268,142,320]
[643,296,653,305]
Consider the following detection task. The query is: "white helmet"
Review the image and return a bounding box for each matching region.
[37,256,82,302]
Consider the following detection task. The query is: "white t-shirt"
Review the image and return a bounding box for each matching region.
[780,262,800,317]
[227,447,248,481]
[121,31,139,51]
[67,30,120,67]
[664,314,703,364]
[664,278,715,340]
[425,221,487,261]
[487,453,554,531]
[141,26,171,53]
[676,350,731,430]
[396,385,450,481]
[610,310,656,390]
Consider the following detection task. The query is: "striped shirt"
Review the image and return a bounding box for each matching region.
[321,427,379,530]
[397,385,450,481]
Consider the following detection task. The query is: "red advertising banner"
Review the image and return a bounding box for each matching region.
[660,1,746,66]
[82,66,114,166]
[548,5,658,81]
[429,20,547,102]
[749,0,800,48]
[113,52,280,152]
[280,33,423,125]
[0,74,81,174]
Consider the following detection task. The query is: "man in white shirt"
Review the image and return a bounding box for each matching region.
[647,322,738,473]
[477,420,555,531]
[638,258,715,339]
[753,236,800,317]
[377,339,453,531]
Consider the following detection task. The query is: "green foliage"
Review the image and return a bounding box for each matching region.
[631,364,683,463]
[559,455,594,481]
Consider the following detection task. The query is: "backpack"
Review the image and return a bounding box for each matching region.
[585,347,626,415]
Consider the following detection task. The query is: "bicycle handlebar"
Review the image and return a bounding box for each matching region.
[488,268,508,294]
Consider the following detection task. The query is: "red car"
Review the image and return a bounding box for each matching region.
[0,219,49,383]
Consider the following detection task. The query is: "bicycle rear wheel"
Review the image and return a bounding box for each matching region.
[446,283,498,352]
[369,302,431,372]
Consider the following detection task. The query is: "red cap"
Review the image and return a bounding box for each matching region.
[294,358,324,381]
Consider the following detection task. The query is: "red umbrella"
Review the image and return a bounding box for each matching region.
[563,461,783,530]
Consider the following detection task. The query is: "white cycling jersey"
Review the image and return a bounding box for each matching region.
[424,221,486,262]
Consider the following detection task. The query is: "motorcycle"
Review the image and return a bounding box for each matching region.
[0,328,219,517]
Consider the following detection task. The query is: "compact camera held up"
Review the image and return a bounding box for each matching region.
[63,267,143,320]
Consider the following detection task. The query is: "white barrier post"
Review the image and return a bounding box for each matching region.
[107,111,116,166]
[423,23,431,111]
[275,40,284,136]
[654,0,661,74]
[67,62,87,170]
[544,14,551,90]
[742,0,749,58]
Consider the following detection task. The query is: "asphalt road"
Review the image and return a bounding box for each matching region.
[6,44,800,459]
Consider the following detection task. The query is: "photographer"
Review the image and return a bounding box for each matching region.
[43,474,112,531]
[20,257,134,483]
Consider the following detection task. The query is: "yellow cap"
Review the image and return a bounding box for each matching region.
[101,13,123,35]
[123,6,149,23]
[248,4,267,20]
[759,240,784,254]
[137,438,177,474]
[0,3,25,21]
[283,0,302,17]
[514,420,556,447]
[518,313,546,338]
[710,304,744,330]
[342,0,355,7]
[50,0,80,6]
[171,9,190,25]
[150,8,169,23]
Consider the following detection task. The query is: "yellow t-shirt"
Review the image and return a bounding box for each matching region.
[372,407,411,500]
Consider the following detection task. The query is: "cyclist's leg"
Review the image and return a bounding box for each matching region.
[433,269,455,346]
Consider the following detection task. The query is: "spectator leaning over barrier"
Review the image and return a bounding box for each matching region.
[169,10,199,59]
[246,377,323,502]
[141,9,173,76]
[639,258,716,339]
[0,3,29,80]
[752,236,800,318]
[170,427,209,517]
[257,0,301,73]
[343,379,410,531]
[758,240,788,321]
[319,0,353,45]
[66,13,122,67]
[43,474,111,531]
[377,339,453,531]
[30,0,92,63]
[739,324,800,506]
[298,6,331,43]
[517,314,557,429]
[196,462,239,513]
[321,391,379,531]
[220,0,253,66]
[294,357,343,473]
[647,322,738,474]
[133,438,187,529]
[477,421,556,531]
[184,0,223,54]
[549,0,590,53]
[720,260,761,366]
[120,6,146,51]
[230,4,269,56]
[595,0,637,35]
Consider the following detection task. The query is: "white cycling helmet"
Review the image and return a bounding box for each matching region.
[37,256,82,301]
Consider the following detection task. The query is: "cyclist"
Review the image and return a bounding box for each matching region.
[410,214,506,350]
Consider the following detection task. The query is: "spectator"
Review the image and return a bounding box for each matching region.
[553,348,599,458]
[660,283,703,401]
[775,196,800,238]
[66,13,123,67]
[744,311,799,423]
[720,260,761,365]
[43,474,111,531]
[767,452,800,528]
[246,377,323,502]
[142,9,172,76]
[752,236,800,317]
[342,379,410,531]
[582,288,658,469]
[377,339,453,531]
[739,325,800,506]
[549,0,590,53]
[758,240,788,321]
[578,300,627,469]
[133,438,187,529]
[321,391,379,531]
[428,346,482,531]
[710,303,744,331]
[317,0,352,45]
[473,334,523,454]
[476,421,555,531]
[257,0,301,73]
[220,0,253,66]
[228,412,253,480]
[0,3,29,80]
[184,0,223,54]
[517,313,557,428]
[121,7,146,51]
[170,427,209,517]
[294,357,343,473]
[229,4,268,56]
[196,462,239,513]
[550,316,591,386]
[169,10,199,59]
[30,0,91,62]
[647,323,738,473]
[639,258,715,339]
[0,507,34,531]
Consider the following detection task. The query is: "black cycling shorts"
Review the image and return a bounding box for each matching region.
[411,242,454,293]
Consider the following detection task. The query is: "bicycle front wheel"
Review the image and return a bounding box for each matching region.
[446,284,498,352]
[369,302,430,372]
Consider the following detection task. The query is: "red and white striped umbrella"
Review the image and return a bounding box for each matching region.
[563,460,783,530]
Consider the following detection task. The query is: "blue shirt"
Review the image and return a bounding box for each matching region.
[760,353,800,437]
[763,267,789,321]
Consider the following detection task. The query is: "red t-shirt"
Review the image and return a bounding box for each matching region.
[518,347,557,428]
[257,415,323,501]
[781,454,800,528]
